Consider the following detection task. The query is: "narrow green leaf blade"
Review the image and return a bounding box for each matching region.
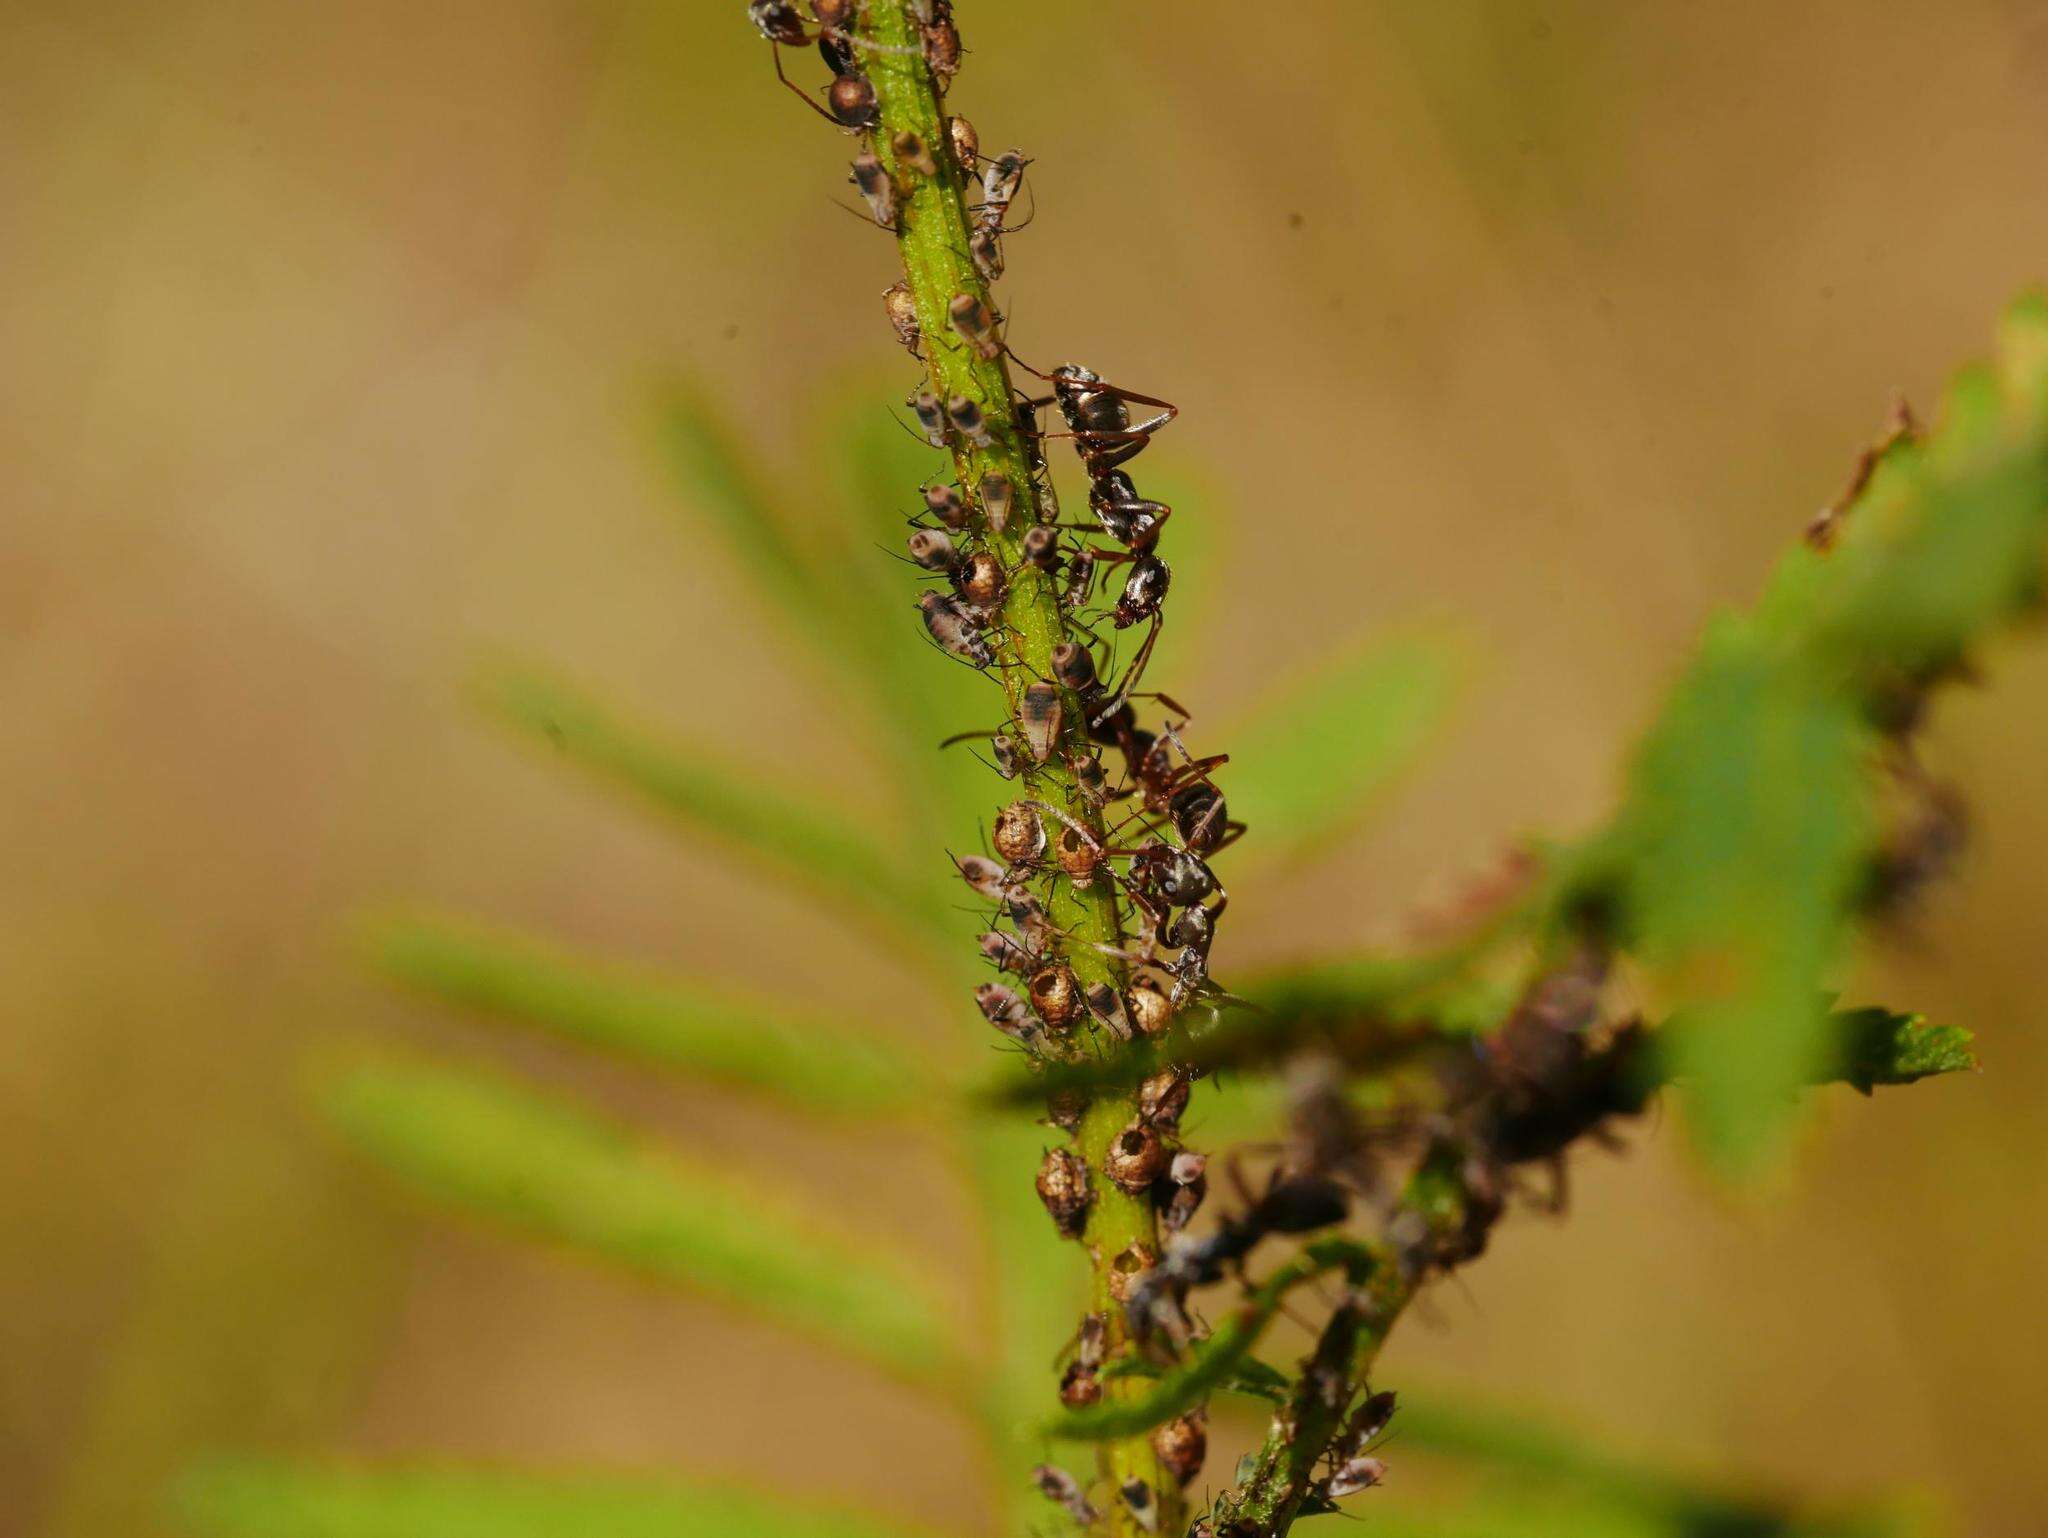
[317,1052,967,1394]
[471,660,949,952]
[1817,1006,1977,1094]
[174,1460,938,1538]
[1226,628,1463,864]
[364,908,934,1116]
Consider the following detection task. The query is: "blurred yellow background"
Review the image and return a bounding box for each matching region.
[6,2,2046,1535]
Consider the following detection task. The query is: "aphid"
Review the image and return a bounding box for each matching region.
[1106,1241,1156,1304]
[947,114,979,172]
[1152,1412,1207,1488]
[1046,1088,1089,1133]
[1169,1151,1207,1187]
[1021,523,1061,571]
[1328,1458,1387,1499]
[953,548,1006,610]
[947,292,1002,359]
[1031,1465,1099,1528]
[1019,680,1063,763]
[945,392,993,448]
[1036,1147,1092,1238]
[890,127,938,178]
[1128,976,1173,1037]
[954,853,1013,902]
[1054,824,1103,891]
[1049,639,1096,693]
[1065,747,1109,807]
[978,472,1015,533]
[1074,1311,1107,1370]
[922,480,970,528]
[991,733,1023,780]
[906,528,956,571]
[1105,1120,1167,1194]
[976,981,1036,1043]
[1114,552,1171,629]
[991,801,1045,867]
[1120,1478,1159,1534]
[1137,1068,1191,1131]
[1160,1153,1206,1233]
[881,281,921,355]
[977,929,1037,974]
[849,151,895,226]
[747,0,809,46]
[917,590,992,667]
[979,149,1030,221]
[1062,547,1097,609]
[921,1,961,90]
[968,223,1004,283]
[908,390,949,447]
[1059,1360,1101,1408]
[1081,981,1133,1041]
[825,72,878,128]
[1028,963,1082,1031]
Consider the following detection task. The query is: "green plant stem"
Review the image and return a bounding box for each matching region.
[857,5,1180,1530]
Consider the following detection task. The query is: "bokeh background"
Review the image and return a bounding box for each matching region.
[7,2,2047,1535]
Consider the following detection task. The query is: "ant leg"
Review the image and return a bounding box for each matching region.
[769,45,841,124]
[1091,616,1162,727]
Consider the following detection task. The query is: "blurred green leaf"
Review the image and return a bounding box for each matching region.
[317,1052,968,1395]
[471,659,951,954]
[174,1461,936,1538]
[1227,627,1463,865]
[1616,627,1870,1180]
[363,908,935,1117]
[1819,1006,1977,1092]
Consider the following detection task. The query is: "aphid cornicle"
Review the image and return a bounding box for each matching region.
[1028,963,1081,1030]
[906,528,955,571]
[889,128,938,178]
[1105,1120,1168,1194]
[922,480,970,529]
[1019,680,1063,763]
[991,801,1045,866]
[917,590,991,668]
[1035,1147,1092,1238]
[945,393,994,448]
[908,391,948,447]
[978,472,1015,533]
[881,281,921,355]
[946,292,1002,360]
[849,152,895,226]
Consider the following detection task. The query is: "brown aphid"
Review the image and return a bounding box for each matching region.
[922,480,970,528]
[1021,523,1061,571]
[826,73,877,128]
[948,113,980,171]
[1036,1146,1092,1238]
[1137,1068,1191,1131]
[882,281,921,355]
[978,472,1015,533]
[1152,1412,1208,1488]
[1159,1169,1205,1233]
[1074,1310,1107,1369]
[1031,1465,1098,1528]
[976,980,1031,1030]
[1019,680,1063,763]
[992,801,1045,866]
[1066,747,1110,807]
[1049,640,1096,693]
[849,152,895,226]
[1105,1120,1168,1194]
[1328,1457,1387,1499]
[955,549,1006,610]
[990,733,1023,780]
[918,590,991,667]
[1055,824,1102,890]
[890,127,938,177]
[1120,1478,1159,1534]
[978,928,1035,974]
[1028,963,1081,1030]
[955,852,1010,901]
[1128,976,1174,1037]
[1062,547,1098,610]
[922,8,961,88]
[947,291,1002,359]
[908,390,948,447]
[945,392,993,448]
[968,223,1004,283]
[1106,1242,1156,1303]
[1046,1086,1089,1132]
[1059,1360,1101,1409]
[1081,981,1132,1041]
[906,528,955,572]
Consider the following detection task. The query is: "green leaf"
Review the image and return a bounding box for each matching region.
[316,1051,968,1394]
[363,908,935,1117]
[173,1461,938,1538]
[1227,627,1463,864]
[470,660,950,954]
[1617,628,1871,1180]
[1817,1006,1977,1094]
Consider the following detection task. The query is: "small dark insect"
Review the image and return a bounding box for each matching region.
[1019,680,1064,763]
[1065,746,1110,807]
[1152,1412,1207,1488]
[953,548,1006,610]
[976,981,1036,1043]
[968,223,1004,283]
[881,281,921,355]
[1120,1478,1159,1533]
[1062,547,1098,609]
[917,590,992,667]
[946,392,994,448]
[922,480,970,528]
[991,732,1023,779]
[1049,639,1096,693]
[1082,981,1133,1041]
[890,127,938,178]
[1059,1361,1100,1407]
[1032,1464,1099,1527]
[947,113,979,172]
[1036,1146,1093,1238]
[906,528,955,571]
[1020,523,1061,571]
[921,1,962,90]
[1327,1457,1387,1499]
[825,72,878,128]
[747,1,808,47]
[954,852,1012,902]
[849,151,895,226]
[908,390,949,447]
[947,291,1002,359]
[1137,1068,1191,1131]
[977,928,1037,974]
[979,149,1031,224]
[978,472,1015,533]
[1114,551,1171,629]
